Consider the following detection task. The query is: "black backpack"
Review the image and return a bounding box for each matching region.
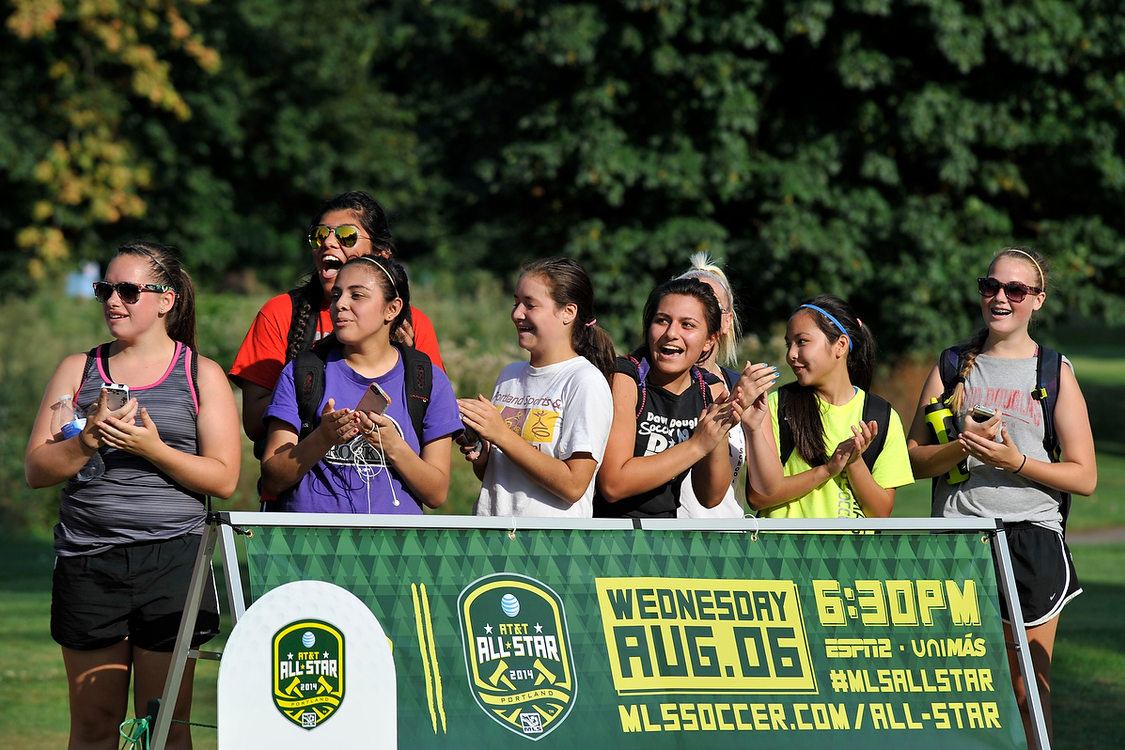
[292,333,432,444]
[774,382,891,472]
[933,343,1068,527]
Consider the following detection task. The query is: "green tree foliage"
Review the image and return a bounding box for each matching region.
[374,0,1125,354]
[2,1,1124,354]
[0,0,433,290]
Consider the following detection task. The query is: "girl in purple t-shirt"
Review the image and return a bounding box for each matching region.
[261,257,461,513]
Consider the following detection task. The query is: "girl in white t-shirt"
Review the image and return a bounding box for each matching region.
[461,257,616,517]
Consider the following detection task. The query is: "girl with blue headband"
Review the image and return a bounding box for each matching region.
[747,294,913,518]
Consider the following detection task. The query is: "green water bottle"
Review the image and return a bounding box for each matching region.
[923,398,969,484]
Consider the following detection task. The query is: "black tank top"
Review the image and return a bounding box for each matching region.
[593,355,710,518]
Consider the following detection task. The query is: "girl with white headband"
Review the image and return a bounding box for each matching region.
[260,255,462,513]
[748,294,913,518]
[906,247,1095,746]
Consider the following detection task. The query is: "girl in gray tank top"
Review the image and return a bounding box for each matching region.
[904,247,1096,747]
[25,241,241,749]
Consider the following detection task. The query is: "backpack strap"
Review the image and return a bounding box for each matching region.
[1033,345,1070,529]
[285,287,321,364]
[626,356,647,419]
[182,344,201,415]
[78,345,101,400]
[776,383,890,472]
[394,341,432,445]
[294,333,335,440]
[937,344,967,403]
[858,393,891,472]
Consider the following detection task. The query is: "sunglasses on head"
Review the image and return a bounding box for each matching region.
[308,224,368,249]
[93,281,173,304]
[977,277,1041,303]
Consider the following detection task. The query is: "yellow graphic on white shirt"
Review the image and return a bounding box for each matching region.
[499,406,560,444]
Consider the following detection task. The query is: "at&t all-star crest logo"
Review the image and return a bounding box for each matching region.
[272,620,345,730]
[458,573,577,741]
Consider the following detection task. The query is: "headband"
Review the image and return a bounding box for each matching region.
[354,256,399,298]
[1001,248,1045,288]
[130,246,176,290]
[801,304,852,352]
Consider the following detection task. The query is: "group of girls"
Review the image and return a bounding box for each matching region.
[24,180,1095,750]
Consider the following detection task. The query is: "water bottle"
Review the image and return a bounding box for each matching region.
[57,395,105,482]
[923,398,969,484]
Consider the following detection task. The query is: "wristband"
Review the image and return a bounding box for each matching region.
[1013,455,1027,474]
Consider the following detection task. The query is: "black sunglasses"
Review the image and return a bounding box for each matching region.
[93,281,173,304]
[977,277,1041,304]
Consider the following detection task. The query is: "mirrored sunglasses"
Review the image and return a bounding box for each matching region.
[976,277,1041,303]
[308,224,367,249]
[93,281,172,304]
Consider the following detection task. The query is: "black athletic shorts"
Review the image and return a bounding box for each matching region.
[994,522,1081,628]
[51,534,220,652]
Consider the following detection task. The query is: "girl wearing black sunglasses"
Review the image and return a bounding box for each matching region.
[905,246,1096,747]
[25,241,241,748]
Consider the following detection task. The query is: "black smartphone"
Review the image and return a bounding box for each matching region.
[970,406,996,423]
[455,422,483,452]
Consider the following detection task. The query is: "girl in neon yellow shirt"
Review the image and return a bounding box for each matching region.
[748,295,913,519]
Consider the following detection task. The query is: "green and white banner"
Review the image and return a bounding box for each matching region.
[238,521,1025,749]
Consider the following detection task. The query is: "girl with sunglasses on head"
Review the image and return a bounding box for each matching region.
[593,277,748,517]
[906,247,1096,747]
[260,256,462,514]
[459,257,615,518]
[674,253,781,518]
[25,241,241,749]
[229,190,444,447]
[747,294,913,520]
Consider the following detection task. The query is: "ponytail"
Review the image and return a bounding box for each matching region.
[573,320,617,383]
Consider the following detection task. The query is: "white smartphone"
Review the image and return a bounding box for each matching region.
[355,382,391,415]
[104,383,129,411]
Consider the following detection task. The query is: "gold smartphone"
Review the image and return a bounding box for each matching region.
[355,382,391,415]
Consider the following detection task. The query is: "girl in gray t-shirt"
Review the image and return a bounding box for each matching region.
[905,246,1096,748]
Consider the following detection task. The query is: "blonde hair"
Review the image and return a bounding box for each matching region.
[677,251,741,367]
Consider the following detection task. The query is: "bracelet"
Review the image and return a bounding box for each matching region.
[1013,455,1027,474]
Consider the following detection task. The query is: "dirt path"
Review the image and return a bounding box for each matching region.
[1066,526,1125,545]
